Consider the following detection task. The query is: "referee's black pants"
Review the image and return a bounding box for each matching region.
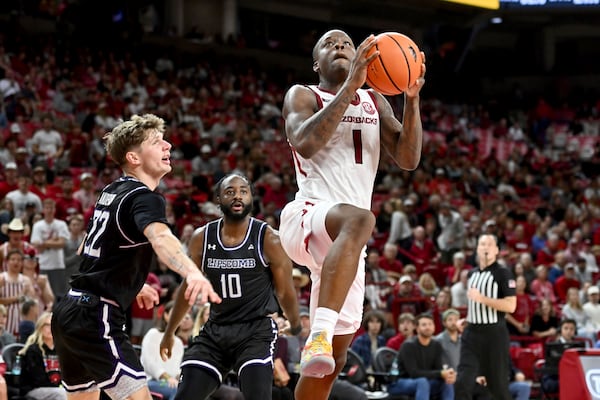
[455,323,512,400]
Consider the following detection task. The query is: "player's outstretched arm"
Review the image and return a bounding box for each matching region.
[144,222,221,305]
[264,226,301,334]
[160,227,208,360]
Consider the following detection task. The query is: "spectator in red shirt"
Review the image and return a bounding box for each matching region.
[29,165,61,201]
[522,210,540,244]
[506,276,536,336]
[388,274,429,319]
[445,251,472,286]
[554,263,581,303]
[259,173,289,212]
[130,271,162,345]
[408,225,438,273]
[64,124,90,167]
[428,168,452,197]
[0,162,18,199]
[506,224,531,264]
[55,175,83,221]
[530,265,557,303]
[386,312,416,351]
[536,232,561,266]
[379,242,404,276]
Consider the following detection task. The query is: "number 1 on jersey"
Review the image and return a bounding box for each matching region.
[353,129,363,164]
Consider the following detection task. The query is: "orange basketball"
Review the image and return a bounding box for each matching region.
[366,32,423,96]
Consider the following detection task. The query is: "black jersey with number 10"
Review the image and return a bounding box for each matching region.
[201,217,280,324]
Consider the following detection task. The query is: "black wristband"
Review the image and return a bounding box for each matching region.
[290,325,302,336]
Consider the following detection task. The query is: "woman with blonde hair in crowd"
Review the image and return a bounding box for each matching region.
[192,302,211,336]
[18,312,66,400]
[418,271,440,299]
[561,286,596,342]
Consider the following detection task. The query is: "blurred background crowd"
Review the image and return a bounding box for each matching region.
[0,0,599,398]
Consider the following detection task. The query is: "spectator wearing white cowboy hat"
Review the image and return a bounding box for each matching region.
[0,217,36,272]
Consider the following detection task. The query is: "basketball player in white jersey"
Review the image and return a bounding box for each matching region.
[279,29,426,400]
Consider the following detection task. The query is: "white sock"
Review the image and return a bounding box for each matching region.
[309,307,338,343]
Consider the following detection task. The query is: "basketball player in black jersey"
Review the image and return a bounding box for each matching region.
[51,114,221,400]
[160,173,301,400]
[455,234,516,400]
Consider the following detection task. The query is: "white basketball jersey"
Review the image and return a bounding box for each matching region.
[290,86,380,210]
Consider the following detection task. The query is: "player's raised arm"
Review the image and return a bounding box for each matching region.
[375,52,425,171]
[282,35,378,159]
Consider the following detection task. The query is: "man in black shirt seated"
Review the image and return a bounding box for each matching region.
[387,313,455,400]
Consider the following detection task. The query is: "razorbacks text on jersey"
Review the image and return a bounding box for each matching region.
[289,85,380,210]
[200,217,280,324]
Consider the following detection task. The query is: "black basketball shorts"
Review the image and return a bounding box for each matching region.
[181,317,278,382]
[52,291,146,392]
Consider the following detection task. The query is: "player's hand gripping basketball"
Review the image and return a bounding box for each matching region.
[346,35,379,92]
[185,270,222,305]
[404,51,426,98]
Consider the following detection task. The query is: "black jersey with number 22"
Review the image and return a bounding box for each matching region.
[70,176,168,309]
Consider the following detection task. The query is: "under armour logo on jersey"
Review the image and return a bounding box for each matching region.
[207,244,216,250]
[248,244,255,250]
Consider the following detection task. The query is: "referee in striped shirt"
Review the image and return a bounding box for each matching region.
[455,234,517,400]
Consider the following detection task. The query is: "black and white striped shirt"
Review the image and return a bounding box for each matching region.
[466,262,516,325]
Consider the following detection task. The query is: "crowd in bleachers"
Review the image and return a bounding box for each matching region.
[0,20,600,398]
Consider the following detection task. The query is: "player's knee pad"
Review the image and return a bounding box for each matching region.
[238,363,273,400]
[174,366,220,400]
